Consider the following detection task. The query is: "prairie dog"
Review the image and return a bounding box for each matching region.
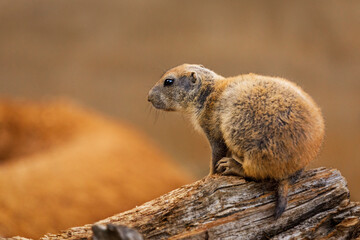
[148,64,325,218]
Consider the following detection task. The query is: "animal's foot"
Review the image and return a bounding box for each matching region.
[215,157,245,177]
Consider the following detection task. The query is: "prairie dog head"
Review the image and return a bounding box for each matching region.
[148,64,221,111]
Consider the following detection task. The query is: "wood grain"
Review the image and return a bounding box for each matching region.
[40,168,360,240]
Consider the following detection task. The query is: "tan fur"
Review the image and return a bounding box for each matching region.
[0,99,193,238]
[218,75,324,179]
[148,63,324,181]
[148,64,324,218]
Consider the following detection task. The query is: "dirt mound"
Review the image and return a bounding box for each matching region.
[0,99,193,238]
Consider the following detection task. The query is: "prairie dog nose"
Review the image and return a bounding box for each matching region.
[147,89,154,102]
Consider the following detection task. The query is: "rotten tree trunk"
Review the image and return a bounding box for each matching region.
[40,168,360,240]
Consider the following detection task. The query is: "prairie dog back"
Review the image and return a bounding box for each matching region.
[217,74,324,180]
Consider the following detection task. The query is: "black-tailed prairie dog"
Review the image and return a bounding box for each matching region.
[148,64,325,218]
[0,99,192,238]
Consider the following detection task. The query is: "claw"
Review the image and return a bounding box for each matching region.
[215,157,245,177]
[215,158,230,173]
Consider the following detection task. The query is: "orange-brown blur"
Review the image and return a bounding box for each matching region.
[0,0,359,237]
[0,99,192,238]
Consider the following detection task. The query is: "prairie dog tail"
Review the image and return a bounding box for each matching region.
[275,178,289,219]
[274,169,303,219]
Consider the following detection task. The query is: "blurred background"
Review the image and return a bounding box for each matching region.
[0,0,359,237]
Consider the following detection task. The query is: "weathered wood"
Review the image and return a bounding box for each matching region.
[40,168,360,240]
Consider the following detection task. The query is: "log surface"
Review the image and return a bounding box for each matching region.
[41,168,360,240]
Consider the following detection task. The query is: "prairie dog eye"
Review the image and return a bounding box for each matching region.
[164,79,174,87]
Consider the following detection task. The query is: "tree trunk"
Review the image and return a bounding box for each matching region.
[40,167,360,240]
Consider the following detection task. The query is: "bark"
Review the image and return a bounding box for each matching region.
[40,168,360,240]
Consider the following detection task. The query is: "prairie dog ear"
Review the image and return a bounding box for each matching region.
[190,71,200,84]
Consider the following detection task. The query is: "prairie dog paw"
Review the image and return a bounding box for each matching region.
[215,157,245,177]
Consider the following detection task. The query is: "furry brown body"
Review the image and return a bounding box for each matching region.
[0,99,192,238]
[148,64,325,218]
